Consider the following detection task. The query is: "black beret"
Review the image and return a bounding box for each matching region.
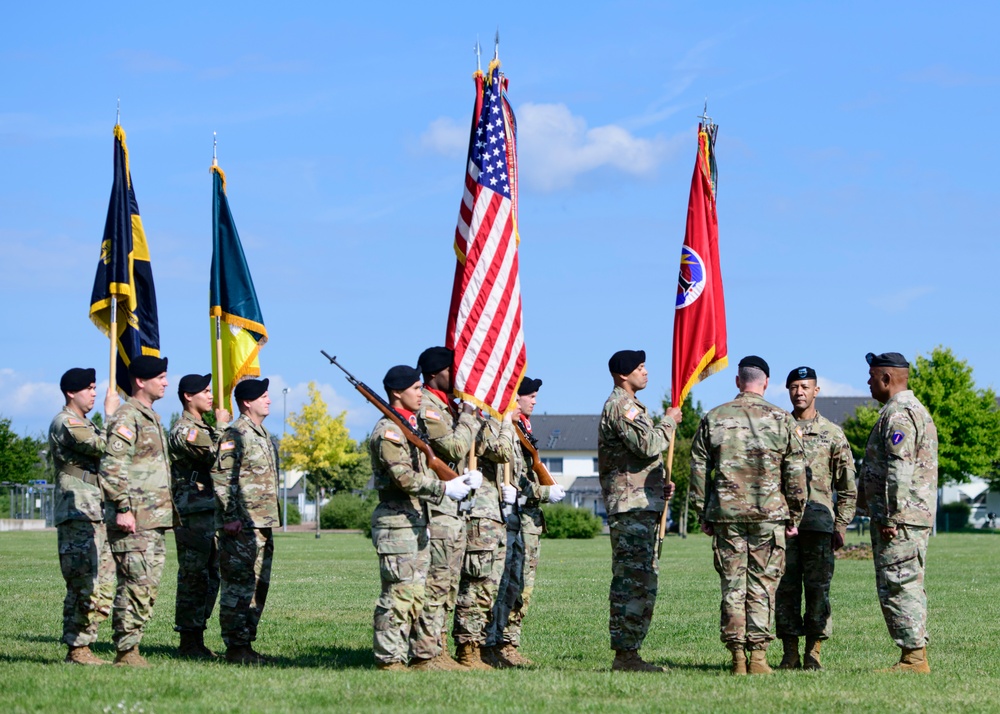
[518,377,543,395]
[234,378,269,402]
[129,355,168,380]
[866,352,909,369]
[60,368,96,393]
[608,349,645,376]
[417,346,453,375]
[786,366,817,388]
[383,365,421,392]
[738,355,770,377]
[178,373,212,399]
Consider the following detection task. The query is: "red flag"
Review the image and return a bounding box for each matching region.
[446,61,527,418]
[672,123,727,407]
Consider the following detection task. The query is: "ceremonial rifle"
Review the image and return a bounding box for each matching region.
[321,351,461,482]
[513,420,557,487]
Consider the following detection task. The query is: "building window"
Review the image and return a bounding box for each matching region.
[592,457,599,474]
[541,457,563,474]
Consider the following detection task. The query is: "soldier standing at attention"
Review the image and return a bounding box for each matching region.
[168,373,231,659]
[369,365,472,670]
[211,378,279,665]
[859,351,937,674]
[776,366,857,670]
[485,377,565,668]
[413,347,481,669]
[50,368,119,665]
[99,355,173,667]
[598,350,681,673]
[690,355,807,675]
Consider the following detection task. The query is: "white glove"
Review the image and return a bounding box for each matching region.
[445,475,472,501]
[548,484,566,503]
[501,484,517,505]
[465,469,484,490]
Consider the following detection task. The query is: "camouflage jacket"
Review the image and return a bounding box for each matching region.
[99,398,174,531]
[598,387,677,516]
[419,388,478,519]
[690,392,807,525]
[860,390,938,528]
[370,415,445,529]
[49,407,107,524]
[468,415,514,523]
[511,419,552,535]
[211,414,280,529]
[797,413,857,535]
[169,412,227,516]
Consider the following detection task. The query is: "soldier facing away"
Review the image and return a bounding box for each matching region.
[775,366,857,670]
[690,355,807,675]
[50,367,119,665]
[368,365,473,670]
[98,355,174,667]
[168,373,231,659]
[859,351,938,674]
[598,350,681,673]
[210,377,280,665]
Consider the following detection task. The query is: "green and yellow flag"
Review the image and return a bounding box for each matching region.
[210,163,267,411]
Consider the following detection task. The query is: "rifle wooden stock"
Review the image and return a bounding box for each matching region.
[514,423,557,487]
[351,382,461,482]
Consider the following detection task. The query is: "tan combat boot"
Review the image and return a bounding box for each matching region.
[225,645,263,665]
[777,636,800,669]
[747,648,773,675]
[65,645,108,666]
[611,649,666,673]
[887,647,930,674]
[376,661,408,671]
[113,646,150,668]
[409,656,450,671]
[501,643,534,667]
[803,638,822,671]
[178,631,217,659]
[455,642,493,671]
[729,646,747,676]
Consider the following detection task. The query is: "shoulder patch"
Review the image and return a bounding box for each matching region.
[186,427,199,443]
[220,440,236,451]
[424,409,442,422]
[891,431,905,445]
[67,417,84,426]
[115,424,135,441]
[384,429,402,443]
[110,438,126,453]
[625,407,640,422]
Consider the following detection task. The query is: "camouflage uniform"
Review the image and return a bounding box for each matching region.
[169,412,226,634]
[210,413,280,648]
[99,398,175,653]
[414,388,478,653]
[369,415,447,665]
[49,407,115,647]
[598,387,678,652]
[859,390,938,649]
[690,392,807,651]
[776,414,856,641]
[453,416,513,645]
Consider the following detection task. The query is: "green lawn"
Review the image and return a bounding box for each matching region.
[1,530,998,713]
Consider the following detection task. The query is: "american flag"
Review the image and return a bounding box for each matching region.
[446,62,527,418]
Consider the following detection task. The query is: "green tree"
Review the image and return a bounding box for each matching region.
[659,391,706,532]
[842,346,1000,486]
[0,418,47,484]
[280,382,367,494]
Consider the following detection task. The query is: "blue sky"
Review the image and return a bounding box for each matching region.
[2,1,998,439]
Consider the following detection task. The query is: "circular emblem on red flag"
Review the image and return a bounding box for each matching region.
[676,246,706,309]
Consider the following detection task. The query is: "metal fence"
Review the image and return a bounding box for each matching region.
[2,481,55,526]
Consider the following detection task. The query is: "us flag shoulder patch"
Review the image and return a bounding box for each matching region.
[425,409,442,421]
[67,418,84,426]
[625,407,640,422]
[186,427,199,443]
[220,440,236,451]
[384,430,402,443]
[115,425,135,440]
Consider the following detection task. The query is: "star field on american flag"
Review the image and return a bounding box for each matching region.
[472,70,511,198]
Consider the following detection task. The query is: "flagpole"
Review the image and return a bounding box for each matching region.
[109,295,119,393]
[657,435,675,557]
[212,132,226,408]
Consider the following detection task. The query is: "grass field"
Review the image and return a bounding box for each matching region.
[1,530,999,713]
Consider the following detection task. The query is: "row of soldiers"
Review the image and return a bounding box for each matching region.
[50,357,279,666]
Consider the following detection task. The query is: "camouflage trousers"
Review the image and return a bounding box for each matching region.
[712,521,786,650]
[173,511,220,632]
[486,519,524,647]
[453,518,506,645]
[109,527,167,652]
[57,519,115,647]
[414,514,465,656]
[218,527,273,647]
[776,530,835,639]
[608,511,659,651]
[871,524,930,649]
[372,525,431,665]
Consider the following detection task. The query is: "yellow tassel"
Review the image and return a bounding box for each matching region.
[210,164,227,193]
[114,124,132,189]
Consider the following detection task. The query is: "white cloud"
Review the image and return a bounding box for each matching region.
[0,368,65,421]
[419,117,468,157]
[868,286,934,313]
[816,377,867,397]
